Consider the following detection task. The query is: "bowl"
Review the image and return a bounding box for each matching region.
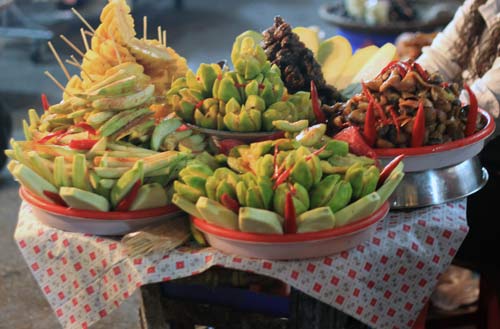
[20,187,182,236]
[192,202,390,260]
[375,109,495,172]
[185,123,284,143]
[389,156,488,209]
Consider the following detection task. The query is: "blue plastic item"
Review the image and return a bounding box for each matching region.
[161,282,290,318]
[336,27,398,51]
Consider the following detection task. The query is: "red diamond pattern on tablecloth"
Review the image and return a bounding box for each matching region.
[14,200,468,329]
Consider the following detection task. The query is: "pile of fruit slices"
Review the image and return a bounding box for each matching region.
[172,124,404,235]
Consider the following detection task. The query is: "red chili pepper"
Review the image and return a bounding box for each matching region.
[220,193,240,213]
[43,190,67,207]
[387,105,400,139]
[217,139,245,156]
[176,124,190,132]
[310,80,326,123]
[41,93,50,111]
[411,101,426,147]
[273,143,280,179]
[273,167,292,190]
[361,83,387,121]
[116,180,141,211]
[363,100,377,147]
[75,122,97,135]
[69,139,98,150]
[377,60,399,78]
[288,182,297,195]
[377,154,405,188]
[440,82,450,88]
[37,130,67,144]
[412,62,429,81]
[463,83,478,137]
[305,144,327,161]
[194,99,204,110]
[284,192,297,234]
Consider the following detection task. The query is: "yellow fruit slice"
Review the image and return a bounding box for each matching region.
[292,27,320,56]
[317,36,353,86]
[335,45,379,90]
[350,43,398,85]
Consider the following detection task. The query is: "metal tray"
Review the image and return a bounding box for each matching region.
[389,156,488,209]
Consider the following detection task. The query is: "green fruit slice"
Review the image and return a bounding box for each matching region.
[60,187,110,211]
[238,207,283,234]
[195,197,238,230]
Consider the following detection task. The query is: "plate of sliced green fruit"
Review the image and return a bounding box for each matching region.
[172,124,404,259]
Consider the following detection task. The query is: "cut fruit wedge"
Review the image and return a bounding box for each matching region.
[317,36,352,86]
[172,193,203,219]
[129,183,167,210]
[376,171,404,208]
[196,197,238,230]
[350,43,397,85]
[239,207,284,234]
[12,163,58,202]
[334,192,381,227]
[292,27,320,56]
[335,45,379,90]
[297,207,336,233]
[59,187,110,211]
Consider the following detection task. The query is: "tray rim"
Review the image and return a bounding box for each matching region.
[192,202,389,244]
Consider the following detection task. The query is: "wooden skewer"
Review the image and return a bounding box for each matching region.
[60,34,85,57]
[143,16,147,40]
[157,26,162,44]
[71,8,95,33]
[65,59,81,69]
[163,30,167,47]
[47,41,71,81]
[44,71,67,93]
[70,55,80,65]
[80,28,89,52]
[109,33,122,65]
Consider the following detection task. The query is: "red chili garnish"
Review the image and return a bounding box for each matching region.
[194,100,204,110]
[41,94,50,111]
[361,83,387,121]
[440,82,450,88]
[273,143,280,179]
[217,139,245,156]
[411,101,426,147]
[310,80,326,123]
[273,167,292,190]
[75,122,97,135]
[363,100,377,147]
[377,154,405,188]
[37,130,67,144]
[258,83,266,90]
[463,83,478,137]
[176,124,190,132]
[69,139,98,150]
[387,105,401,139]
[43,190,67,207]
[288,182,297,195]
[305,144,327,161]
[377,60,399,78]
[412,62,429,81]
[115,180,141,211]
[220,193,240,213]
[284,192,297,234]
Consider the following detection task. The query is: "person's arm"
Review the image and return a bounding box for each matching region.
[416,0,475,80]
[462,57,500,117]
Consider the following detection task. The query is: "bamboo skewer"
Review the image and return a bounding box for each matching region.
[143,16,147,40]
[109,33,122,65]
[71,8,95,34]
[162,30,167,47]
[47,41,71,81]
[80,28,89,52]
[157,26,162,44]
[60,34,85,57]
[44,71,67,93]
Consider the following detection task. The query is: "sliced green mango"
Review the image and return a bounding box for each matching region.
[172,193,203,218]
[297,207,336,233]
[12,163,57,201]
[151,118,182,151]
[195,197,238,230]
[238,207,283,234]
[72,154,91,191]
[60,187,110,211]
[376,171,404,208]
[110,160,144,207]
[334,192,381,228]
[130,183,168,210]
